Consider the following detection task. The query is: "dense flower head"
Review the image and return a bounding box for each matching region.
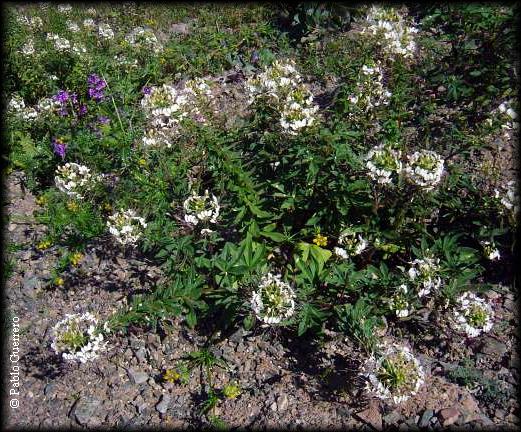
[246,59,302,103]
[365,342,425,404]
[125,26,163,53]
[407,256,441,297]
[403,150,444,190]
[54,162,94,199]
[451,292,494,338]
[348,63,392,114]
[7,94,38,121]
[365,144,402,184]
[87,73,107,102]
[251,273,296,325]
[51,312,108,363]
[141,83,189,118]
[363,5,418,60]
[334,228,368,259]
[246,60,319,134]
[183,190,220,225]
[389,284,410,317]
[107,209,147,246]
[98,23,115,39]
[494,180,519,217]
[52,137,68,159]
[22,39,35,56]
[481,240,500,261]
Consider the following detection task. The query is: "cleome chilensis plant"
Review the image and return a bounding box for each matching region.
[4,1,518,416]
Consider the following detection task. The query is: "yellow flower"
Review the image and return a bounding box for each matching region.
[67,201,79,212]
[138,158,147,167]
[103,202,113,212]
[37,240,52,250]
[160,58,166,64]
[163,369,181,383]
[36,196,48,206]
[70,252,83,267]
[313,234,328,247]
[145,18,156,26]
[223,383,241,399]
[54,277,64,286]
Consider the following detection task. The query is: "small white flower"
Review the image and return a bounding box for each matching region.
[403,150,444,190]
[407,256,441,298]
[183,190,220,226]
[250,273,296,325]
[364,342,425,404]
[54,163,95,199]
[481,241,500,261]
[98,23,115,39]
[51,312,108,363]
[107,209,147,246]
[451,292,494,338]
[365,145,402,184]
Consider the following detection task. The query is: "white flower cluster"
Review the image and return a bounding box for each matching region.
[246,59,319,135]
[83,18,96,30]
[251,273,296,325]
[51,312,108,363]
[403,150,444,190]
[57,3,72,13]
[55,163,95,199]
[107,209,147,246]
[481,240,500,261]
[66,20,80,33]
[17,15,43,29]
[46,33,86,55]
[365,144,402,184]
[363,5,418,60]
[7,94,38,121]
[183,190,220,226]
[140,80,214,147]
[497,99,518,133]
[125,26,163,53]
[348,63,392,114]
[334,229,368,259]
[365,343,425,404]
[451,292,494,338]
[22,39,35,56]
[37,96,61,115]
[389,284,410,317]
[98,23,115,39]
[407,256,441,297]
[494,180,519,217]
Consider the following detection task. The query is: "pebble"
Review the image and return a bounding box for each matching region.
[354,401,382,431]
[418,409,434,427]
[155,394,170,414]
[277,394,289,412]
[128,369,149,385]
[478,337,507,357]
[71,397,103,426]
[438,407,460,426]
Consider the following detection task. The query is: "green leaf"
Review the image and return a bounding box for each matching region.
[260,231,286,242]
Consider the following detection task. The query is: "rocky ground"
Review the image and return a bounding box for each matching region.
[2,170,519,430]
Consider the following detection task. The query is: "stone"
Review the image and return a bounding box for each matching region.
[478,337,507,357]
[383,410,403,425]
[128,368,149,385]
[156,394,171,414]
[134,347,147,363]
[438,407,460,426]
[277,394,289,412]
[418,409,434,428]
[354,402,383,431]
[171,23,189,35]
[71,397,103,426]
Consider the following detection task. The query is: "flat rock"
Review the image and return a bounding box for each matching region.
[155,394,170,414]
[438,407,460,426]
[354,401,382,431]
[418,409,434,428]
[128,368,149,385]
[478,337,508,357]
[71,397,103,426]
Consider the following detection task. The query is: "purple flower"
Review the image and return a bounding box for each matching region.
[87,73,107,102]
[142,86,152,95]
[53,89,69,104]
[97,115,110,125]
[58,107,69,117]
[78,104,88,116]
[52,137,67,159]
